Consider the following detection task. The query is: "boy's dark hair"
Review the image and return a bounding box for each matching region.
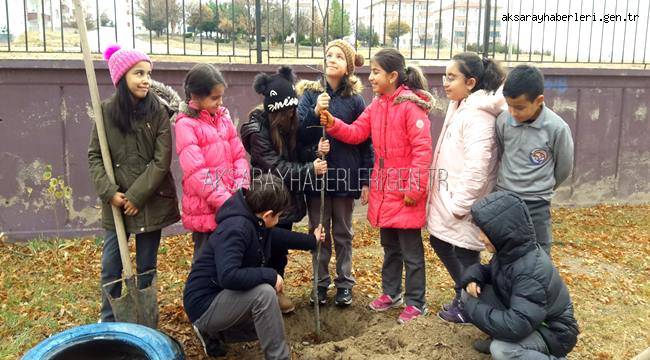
[112,77,161,134]
[452,52,505,94]
[245,173,292,215]
[372,48,429,91]
[502,64,545,101]
[183,63,227,102]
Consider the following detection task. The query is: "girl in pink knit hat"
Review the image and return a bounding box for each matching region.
[88,44,181,322]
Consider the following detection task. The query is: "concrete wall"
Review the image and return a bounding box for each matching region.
[0,60,648,241]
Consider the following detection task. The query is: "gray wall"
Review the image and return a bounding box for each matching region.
[1,60,648,241]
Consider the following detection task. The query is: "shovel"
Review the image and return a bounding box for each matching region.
[72,0,158,328]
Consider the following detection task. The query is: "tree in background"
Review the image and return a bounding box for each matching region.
[261,0,293,44]
[357,22,379,46]
[387,20,410,45]
[296,8,323,46]
[327,0,350,40]
[186,2,216,38]
[137,0,182,37]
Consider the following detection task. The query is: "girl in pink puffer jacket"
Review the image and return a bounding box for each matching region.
[175,64,250,262]
[320,48,434,324]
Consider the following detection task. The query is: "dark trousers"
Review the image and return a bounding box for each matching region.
[267,222,293,277]
[380,228,426,310]
[430,235,481,299]
[100,229,161,322]
[524,199,552,255]
[192,231,211,263]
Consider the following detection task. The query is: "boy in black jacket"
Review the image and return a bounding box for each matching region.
[183,174,324,359]
[460,191,579,359]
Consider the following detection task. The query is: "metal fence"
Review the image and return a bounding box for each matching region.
[1,0,649,65]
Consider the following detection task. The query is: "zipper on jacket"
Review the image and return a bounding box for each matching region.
[376,99,388,225]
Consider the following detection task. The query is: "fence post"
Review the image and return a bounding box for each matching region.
[255,0,262,63]
[482,0,491,58]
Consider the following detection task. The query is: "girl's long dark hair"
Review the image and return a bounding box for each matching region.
[267,108,297,156]
[372,48,428,91]
[111,77,160,134]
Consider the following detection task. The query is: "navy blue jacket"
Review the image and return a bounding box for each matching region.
[183,189,316,323]
[461,191,579,357]
[296,77,374,198]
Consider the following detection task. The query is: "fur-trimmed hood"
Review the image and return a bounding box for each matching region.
[296,74,364,97]
[393,87,436,114]
[150,79,181,121]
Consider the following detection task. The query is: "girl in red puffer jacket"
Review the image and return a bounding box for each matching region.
[320,48,434,324]
[175,64,250,262]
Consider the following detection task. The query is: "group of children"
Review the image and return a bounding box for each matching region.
[88,42,578,360]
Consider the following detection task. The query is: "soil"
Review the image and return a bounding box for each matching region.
[218,300,489,360]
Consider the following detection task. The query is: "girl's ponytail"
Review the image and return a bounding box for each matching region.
[404,66,428,92]
[480,57,505,93]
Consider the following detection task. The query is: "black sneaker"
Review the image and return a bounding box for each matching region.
[193,324,228,357]
[334,288,352,306]
[309,286,328,305]
[472,338,492,354]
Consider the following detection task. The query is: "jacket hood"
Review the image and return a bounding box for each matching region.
[463,87,507,117]
[216,189,263,228]
[150,80,181,120]
[470,191,537,262]
[296,75,364,97]
[393,86,437,113]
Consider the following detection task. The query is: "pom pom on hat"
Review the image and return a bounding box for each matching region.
[103,44,121,61]
[104,44,152,86]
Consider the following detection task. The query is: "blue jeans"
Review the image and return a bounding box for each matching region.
[100,229,161,322]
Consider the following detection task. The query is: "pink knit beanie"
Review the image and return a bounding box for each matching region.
[103,44,152,86]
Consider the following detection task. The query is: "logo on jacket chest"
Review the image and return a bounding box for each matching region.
[529,148,549,165]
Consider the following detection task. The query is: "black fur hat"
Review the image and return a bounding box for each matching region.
[253,66,299,113]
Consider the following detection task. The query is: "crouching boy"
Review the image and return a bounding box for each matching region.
[183,174,324,359]
[460,191,579,359]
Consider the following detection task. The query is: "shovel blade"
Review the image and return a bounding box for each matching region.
[102,270,159,328]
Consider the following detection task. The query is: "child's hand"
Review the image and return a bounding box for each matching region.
[317,138,330,157]
[361,186,370,205]
[275,274,284,293]
[314,92,331,115]
[313,224,326,244]
[313,159,328,176]
[110,192,127,208]
[320,110,334,128]
[403,195,416,207]
[466,282,481,298]
[123,200,140,216]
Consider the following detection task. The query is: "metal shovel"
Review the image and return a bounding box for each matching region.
[73,0,158,328]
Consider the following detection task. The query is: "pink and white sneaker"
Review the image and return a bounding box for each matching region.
[397,305,428,324]
[368,294,403,311]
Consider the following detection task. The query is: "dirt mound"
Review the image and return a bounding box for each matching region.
[286,301,489,360]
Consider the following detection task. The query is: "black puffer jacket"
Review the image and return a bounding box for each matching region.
[240,108,313,224]
[183,190,317,323]
[461,191,579,357]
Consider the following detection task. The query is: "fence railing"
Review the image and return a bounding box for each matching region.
[1,0,648,65]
